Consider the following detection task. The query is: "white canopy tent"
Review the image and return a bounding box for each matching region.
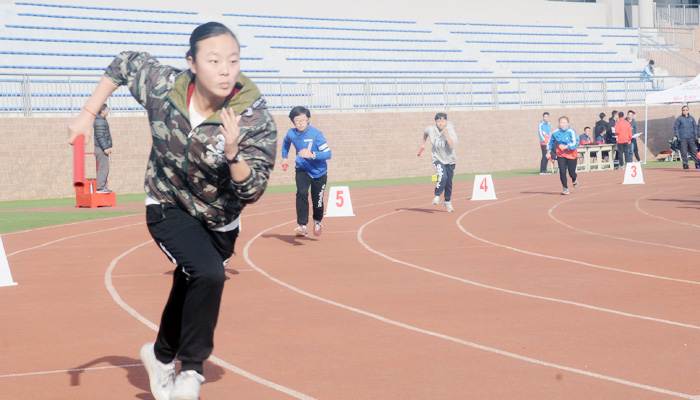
[644,74,700,163]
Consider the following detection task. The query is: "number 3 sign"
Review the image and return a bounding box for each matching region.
[622,162,645,185]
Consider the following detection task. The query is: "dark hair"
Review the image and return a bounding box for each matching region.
[584,126,591,131]
[649,60,654,65]
[187,22,237,61]
[611,110,617,115]
[599,112,605,119]
[100,104,108,113]
[618,111,624,118]
[627,110,635,115]
[559,116,569,122]
[435,112,447,120]
[543,112,549,117]
[289,106,311,121]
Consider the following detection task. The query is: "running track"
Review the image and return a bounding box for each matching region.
[1,166,700,399]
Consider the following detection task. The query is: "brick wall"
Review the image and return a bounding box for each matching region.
[0,104,683,201]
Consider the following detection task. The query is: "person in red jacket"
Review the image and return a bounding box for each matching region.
[614,111,633,169]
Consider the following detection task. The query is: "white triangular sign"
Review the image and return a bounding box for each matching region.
[325,186,355,217]
[0,236,18,287]
[622,162,645,184]
[471,174,497,200]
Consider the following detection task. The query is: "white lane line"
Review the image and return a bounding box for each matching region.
[357,206,700,330]
[635,188,700,229]
[3,214,141,236]
[7,222,144,257]
[547,189,700,253]
[104,241,316,400]
[456,194,700,286]
[244,220,698,400]
[0,363,143,379]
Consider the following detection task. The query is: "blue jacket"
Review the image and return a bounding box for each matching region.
[674,114,697,139]
[538,120,551,144]
[547,127,578,159]
[281,125,332,178]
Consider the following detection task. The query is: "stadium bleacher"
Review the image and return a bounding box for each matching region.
[0,1,665,112]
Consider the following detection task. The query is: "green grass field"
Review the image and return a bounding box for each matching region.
[0,161,682,234]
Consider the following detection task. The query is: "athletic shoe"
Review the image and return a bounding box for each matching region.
[539,172,548,175]
[97,188,112,194]
[573,180,578,189]
[293,225,308,237]
[561,188,570,195]
[170,370,205,400]
[140,343,175,400]
[444,201,454,212]
[313,220,323,237]
[683,164,689,170]
[432,195,440,205]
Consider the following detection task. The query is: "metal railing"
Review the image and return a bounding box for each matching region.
[0,73,694,116]
[638,30,700,77]
[638,26,694,51]
[654,3,700,26]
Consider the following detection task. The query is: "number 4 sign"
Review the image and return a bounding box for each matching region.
[325,186,355,217]
[623,162,645,185]
[471,174,497,200]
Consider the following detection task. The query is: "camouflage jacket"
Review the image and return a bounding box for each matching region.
[105,51,277,229]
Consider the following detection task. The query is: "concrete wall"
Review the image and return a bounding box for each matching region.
[0,105,682,202]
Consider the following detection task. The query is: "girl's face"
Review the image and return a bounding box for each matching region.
[436,117,447,132]
[559,118,569,130]
[188,34,240,102]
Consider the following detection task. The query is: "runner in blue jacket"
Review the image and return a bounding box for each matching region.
[281,106,332,237]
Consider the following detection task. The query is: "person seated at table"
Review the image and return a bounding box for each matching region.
[579,127,593,145]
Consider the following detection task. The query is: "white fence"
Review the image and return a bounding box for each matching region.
[0,74,693,116]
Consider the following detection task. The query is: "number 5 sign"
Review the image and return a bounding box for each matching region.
[325,186,355,217]
[470,174,497,200]
[623,162,645,185]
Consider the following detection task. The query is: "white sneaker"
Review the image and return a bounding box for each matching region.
[170,370,205,400]
[561,188,570,195]
[444,201,454,212]
[313,220,323,237]
[432,195,440,205]
[140,343,175,400]
[293,225,308,237]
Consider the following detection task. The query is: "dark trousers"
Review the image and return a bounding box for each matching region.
[433,161,455,201]
[557,157,577,189]
[146,204,238,374]
[679,137,700,166]
[616,143,630,168]
[296,168,327,225]
[94,147,110,190]
[540,145,549,173]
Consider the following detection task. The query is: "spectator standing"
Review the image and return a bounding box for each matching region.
[626,110,641,162]
[615,111,633,168]
[93,103,113,193]
[594,112,607,140]
[538,112,552,175]
[674,105,700,169]
[606,110,618,144]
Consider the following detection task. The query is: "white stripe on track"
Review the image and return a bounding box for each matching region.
[244,219,699,399]
[548,188,700,253]
[357,206,700,330]
[0,363,143,379]
[635,188,700,229]
[456,194,700,286]
[104,241,317,400]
